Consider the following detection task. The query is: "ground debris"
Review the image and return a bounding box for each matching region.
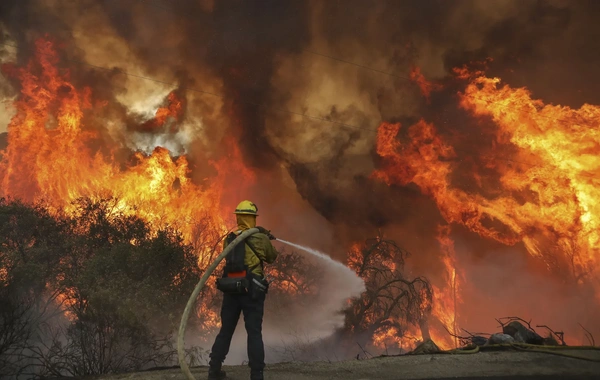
[488,333,515,345]
[503,321,544,344]
[409,338,441,354]
[471,336,488,346]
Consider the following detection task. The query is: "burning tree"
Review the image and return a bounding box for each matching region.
[345,235,433,352]
[0,37,251,251]
[0,37,256,376]
[267,248,323,301]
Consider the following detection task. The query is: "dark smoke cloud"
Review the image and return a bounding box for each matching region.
[2,2,600,339]
[1,0,598,248]
[261,0,600,248]
[88,0,311,169]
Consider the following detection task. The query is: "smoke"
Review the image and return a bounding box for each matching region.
[451,234,600,343]
[2,0,598,219]
[2,0,600,346]
[208,240,365,365]
[275,239,365,336]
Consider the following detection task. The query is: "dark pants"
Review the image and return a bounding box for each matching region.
[209,292,265,373]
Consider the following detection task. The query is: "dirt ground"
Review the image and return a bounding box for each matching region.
[89,349,600,380]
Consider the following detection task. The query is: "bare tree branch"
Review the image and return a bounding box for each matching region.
[578,323,595,346]
[536,325,566,346]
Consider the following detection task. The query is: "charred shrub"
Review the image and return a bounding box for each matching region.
[345,235,432,352]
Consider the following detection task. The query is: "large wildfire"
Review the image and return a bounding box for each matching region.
[1,0,600,363]
[0,38,256,239]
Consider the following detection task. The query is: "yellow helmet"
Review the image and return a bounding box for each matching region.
[233,200,259,216]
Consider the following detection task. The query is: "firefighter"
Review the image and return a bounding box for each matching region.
[208,200,278,380]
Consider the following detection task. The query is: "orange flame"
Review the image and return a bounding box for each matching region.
[458,75,600,286]
[0,38,258,333]
[433,225,462,349]
[410,66,442,101]
[139,91,184,132]
[372,67,600,345]
[452,58,494,80]
[0,38,254,243]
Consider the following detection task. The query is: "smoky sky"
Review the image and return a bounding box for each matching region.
[2,0,600,246]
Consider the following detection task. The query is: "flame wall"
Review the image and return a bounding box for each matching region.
[1,0,600,345]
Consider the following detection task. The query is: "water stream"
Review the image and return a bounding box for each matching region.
[276,238,366,295]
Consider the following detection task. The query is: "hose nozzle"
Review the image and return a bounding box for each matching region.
[257,226,276,240]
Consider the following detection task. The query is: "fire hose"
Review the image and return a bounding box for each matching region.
[176,227,600,378]
[444,343,600,362]
[177,227,260,380]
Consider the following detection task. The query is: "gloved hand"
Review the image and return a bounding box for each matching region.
[256,226,276,240]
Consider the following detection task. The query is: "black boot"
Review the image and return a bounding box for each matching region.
[250,369,264,380]
[208,365,226,380]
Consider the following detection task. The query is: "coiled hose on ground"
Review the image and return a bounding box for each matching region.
[444,342,600,362]
[177,227,259,380]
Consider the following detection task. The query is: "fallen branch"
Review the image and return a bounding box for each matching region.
[440,324,470,347]
[536,325,566,346]
[356,342,373,359]
[578,323,595,347]
[461,328,491,337]
[497,316,537,333]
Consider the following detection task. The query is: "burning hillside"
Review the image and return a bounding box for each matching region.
[1,0,600,375]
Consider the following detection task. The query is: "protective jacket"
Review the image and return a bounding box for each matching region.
[223,214,278,277]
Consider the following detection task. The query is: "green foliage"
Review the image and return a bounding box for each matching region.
[57,199,201,332]
[0,198,64,292]
[0,197,204,377]
[0,198,65,376]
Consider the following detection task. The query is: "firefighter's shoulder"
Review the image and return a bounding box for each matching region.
[248,232,269,245]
